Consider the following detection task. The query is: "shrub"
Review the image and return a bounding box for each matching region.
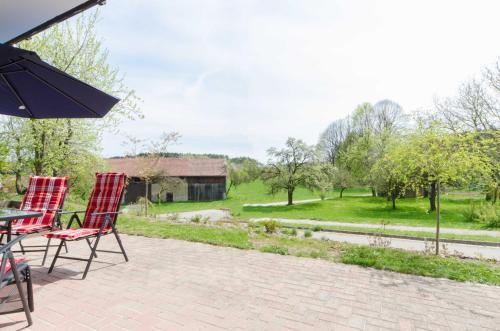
[261,220,279,233]
[260,245,288,255]
[463,203,499,227]
[312,225,323,232]
[290,228,297,236]
[310,251,320,258]
[304,230,312,238]
[190,214,203,223]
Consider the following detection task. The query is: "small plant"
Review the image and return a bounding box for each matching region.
[166,213,179,221]
[190,214,203,223]
[312,225,323,232]
[304,230,312,238]
[281,227,298,236]
[368,233,391,248]
[310,251,320,258]
[261,220,279,233]
[260,245,288,255]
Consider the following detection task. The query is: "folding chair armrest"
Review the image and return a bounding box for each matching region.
[0,234,27,254]
[58,210,86,215]
[90,211,122,216]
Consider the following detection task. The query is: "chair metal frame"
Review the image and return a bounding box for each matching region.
[0,234,34,326]
[0,190,69,266]
[48,190,128,280]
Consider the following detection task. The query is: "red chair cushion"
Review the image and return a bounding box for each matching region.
[0,224,52,234]
[82,173,125,230]
[45,228,111,240]
[16,176,68,229]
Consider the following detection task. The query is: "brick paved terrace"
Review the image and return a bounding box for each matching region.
[1,235,499,330]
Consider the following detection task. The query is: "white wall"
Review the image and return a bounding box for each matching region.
[150,180,188,202]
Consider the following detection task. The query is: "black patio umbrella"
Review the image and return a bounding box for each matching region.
[0,43,119,118]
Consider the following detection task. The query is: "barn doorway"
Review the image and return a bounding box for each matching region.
[166,192,173,202]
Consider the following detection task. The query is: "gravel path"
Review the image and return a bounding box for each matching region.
[251,217,500,237]
[157,209,231,222]
[301,230,500,260]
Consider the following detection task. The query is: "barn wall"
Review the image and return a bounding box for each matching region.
[123,176,226,204]
[123,179,148,204]
[186,177,226,201]
[150,181,188,202]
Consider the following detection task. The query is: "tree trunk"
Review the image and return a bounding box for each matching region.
[15,172,25,195]
[493,185,498,204]
[31,120,46,176]
[429,182,436,211]
[391,190,397,209]
[340,187,345,198]
[144,179,149,217]
[435,180,441,255]
[287,188,294,205]
[371,187,376,197]
[226,181,234,196]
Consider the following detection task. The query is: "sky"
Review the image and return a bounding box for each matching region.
[96,0,500,161]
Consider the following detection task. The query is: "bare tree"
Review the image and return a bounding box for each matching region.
[318,117,351,165]
[372,99,404,134]
[485,58,500,95]
[435,79,499,132]
[122,132,181,216]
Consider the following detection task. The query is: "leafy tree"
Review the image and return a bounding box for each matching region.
[0,10,141,198]
[262,138,317,205]
[309,163,335,200]
[372,139,410,209]
[226,159,261,196]
[331,166,354,198]
[402,127,489,254]
[333,100,403,197]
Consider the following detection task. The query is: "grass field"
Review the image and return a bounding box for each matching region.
[116,216,500,285]
[148,180,494,230]
[11,185,497,285]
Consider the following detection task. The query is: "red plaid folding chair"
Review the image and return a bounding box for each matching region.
[0,235,34,326]
[46,173,128,279]
[0,176,68,266]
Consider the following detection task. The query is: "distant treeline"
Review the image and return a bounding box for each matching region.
[109,153,260,165]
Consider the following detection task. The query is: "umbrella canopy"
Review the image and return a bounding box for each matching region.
[0,43,119,118]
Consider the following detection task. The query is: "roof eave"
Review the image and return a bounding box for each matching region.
[6,0,106,45]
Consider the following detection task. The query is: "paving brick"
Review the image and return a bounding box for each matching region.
[1,235,498,330]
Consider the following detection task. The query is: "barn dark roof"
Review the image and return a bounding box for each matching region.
[106,158,227,177]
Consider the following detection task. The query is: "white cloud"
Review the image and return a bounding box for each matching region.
[98,0,500,161]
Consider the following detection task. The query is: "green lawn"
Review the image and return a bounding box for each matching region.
[149,180,369,215]
[119,216,250,249]
[115,216,500,286]
[149,180,493,230]
[28,192,499,285]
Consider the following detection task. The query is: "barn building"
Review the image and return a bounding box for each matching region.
[106,158,227,203]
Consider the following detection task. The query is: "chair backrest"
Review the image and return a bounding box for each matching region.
[16,176,68,226]
[83,172,126,229]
